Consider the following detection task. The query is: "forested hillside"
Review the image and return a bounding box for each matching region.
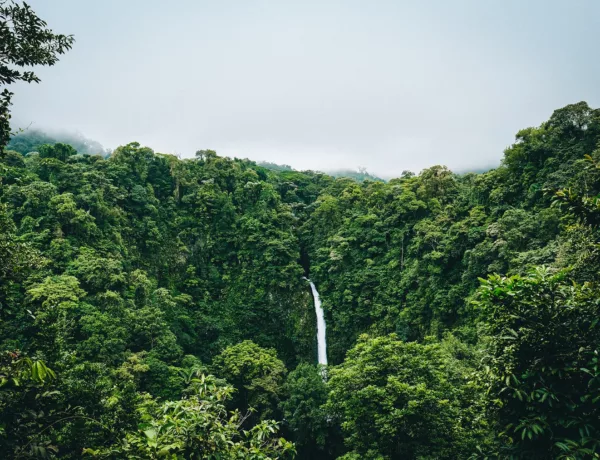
[303,101,600,363]
[7,129,110,158]
[2,3,600,458]
[1,102,600,459]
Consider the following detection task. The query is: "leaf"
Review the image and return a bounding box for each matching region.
[507,328,519,337]
[555,441,569,452]
[143,428,157,440]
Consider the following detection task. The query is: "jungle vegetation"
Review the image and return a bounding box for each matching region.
[1,2,600,458]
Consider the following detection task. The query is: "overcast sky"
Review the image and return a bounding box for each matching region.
[10,0,600,178]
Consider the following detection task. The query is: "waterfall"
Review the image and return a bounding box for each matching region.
[307,279,328,366]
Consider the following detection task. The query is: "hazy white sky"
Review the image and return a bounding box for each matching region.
[10,0,600,177]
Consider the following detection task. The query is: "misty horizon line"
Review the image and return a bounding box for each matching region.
[9,123,500,180]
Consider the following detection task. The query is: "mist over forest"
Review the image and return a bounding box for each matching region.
[8,127,496,182]
[8,128,389,181]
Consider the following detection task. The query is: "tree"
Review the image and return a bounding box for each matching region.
[280,363,333,459]
[85,374,295,459]
[212,341,286,421]
[0,1,74,154]
[476,267,600,458]
[327,334,480,459]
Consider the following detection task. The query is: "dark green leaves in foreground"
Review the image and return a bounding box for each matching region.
[476,268,600,458]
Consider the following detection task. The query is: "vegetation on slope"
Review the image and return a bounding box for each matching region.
[1,2,600,458]
[7,129,109,157]
[2,102,599,459]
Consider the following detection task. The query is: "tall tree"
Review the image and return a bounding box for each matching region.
[326,334,483,459]
[0,0,74,155]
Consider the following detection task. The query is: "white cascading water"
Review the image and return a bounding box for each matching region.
[307,280,328,366]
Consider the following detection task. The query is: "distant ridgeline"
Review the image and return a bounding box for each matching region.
[259,161,385,182]
[7,128,110,157]
[326,167,385,182]
[2,102,600,459]
[258,161,295,172]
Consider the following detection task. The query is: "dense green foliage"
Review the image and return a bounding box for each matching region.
[84,374,295,459]
[327,333,485,459]
[0,140,322,458]
[477,268,600,458]
[212,340,287,421]
[302,102,600,364]
[2,101,599,458]
[2,4,600,458]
